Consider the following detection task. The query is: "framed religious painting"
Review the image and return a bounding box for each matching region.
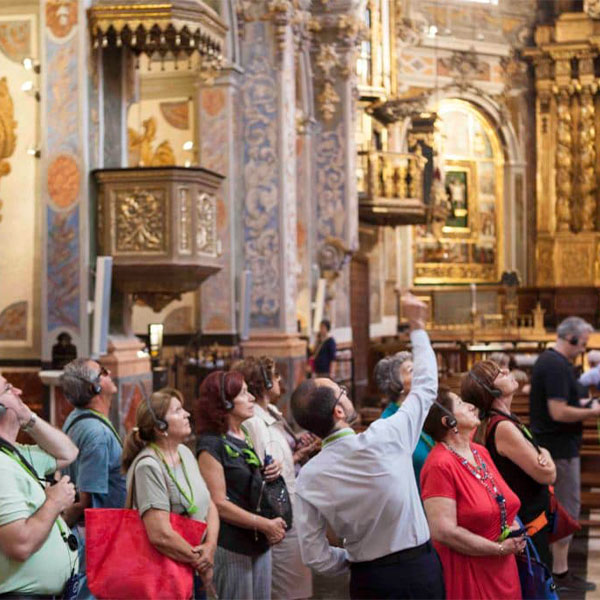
[442,160,476,234]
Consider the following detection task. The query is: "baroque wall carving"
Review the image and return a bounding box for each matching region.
[0,77,16,224]
[115,189,167,254]
[128,117,176,167]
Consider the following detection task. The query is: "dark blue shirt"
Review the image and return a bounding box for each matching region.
[314,337,336,374]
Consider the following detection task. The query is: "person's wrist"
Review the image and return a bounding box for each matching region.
[497,542,505,556]
[20,411,36,431]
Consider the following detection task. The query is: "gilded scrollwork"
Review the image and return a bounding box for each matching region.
[0,77,17,224]
[115,189,167,254]
[578,86,596,231]
[178,187,192,255]
[555,89,572,232]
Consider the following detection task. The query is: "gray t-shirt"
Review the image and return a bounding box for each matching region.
[127,444,210,522]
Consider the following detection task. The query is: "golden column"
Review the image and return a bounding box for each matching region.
[524,12,600,286]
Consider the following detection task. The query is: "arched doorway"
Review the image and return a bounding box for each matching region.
[414,99,505,284]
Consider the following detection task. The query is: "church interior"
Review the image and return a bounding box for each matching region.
[6,0,600,593]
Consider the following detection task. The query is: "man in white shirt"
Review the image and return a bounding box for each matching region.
[291,294,444,599]
[579,349,600,389]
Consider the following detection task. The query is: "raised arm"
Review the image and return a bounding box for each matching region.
[370,295,437,450]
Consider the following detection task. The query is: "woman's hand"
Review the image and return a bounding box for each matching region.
[192,541,216,573]
[263,459,282,482]
[500,536,526,555]
[260,517,286,545]
[537,447,552,467]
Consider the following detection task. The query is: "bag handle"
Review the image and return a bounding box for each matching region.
[125,451,163,510]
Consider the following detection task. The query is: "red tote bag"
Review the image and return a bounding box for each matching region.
[85,508,207,600]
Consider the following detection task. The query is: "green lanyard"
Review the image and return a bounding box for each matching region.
[322,429,356,447]
[149,444,198,516]
[89,409,123,447]
[420,432,435,450]
[0,447,75,549]
[222,427,261,467]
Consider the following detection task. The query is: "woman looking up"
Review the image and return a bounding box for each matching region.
[420,387,525,600]
[196,371,286,600]
[463,360,556,568]
[122,388,219,598]
[235,356,314,600]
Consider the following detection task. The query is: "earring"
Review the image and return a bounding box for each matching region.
[453,427,459,435]
[162,431,168,437]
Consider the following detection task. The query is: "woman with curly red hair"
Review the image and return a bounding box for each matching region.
[195,371,286,600]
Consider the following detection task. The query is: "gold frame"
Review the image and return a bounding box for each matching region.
[414,99,505,285]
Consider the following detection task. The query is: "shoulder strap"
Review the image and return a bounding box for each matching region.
[125,450,162,509]
[65,412,123,447]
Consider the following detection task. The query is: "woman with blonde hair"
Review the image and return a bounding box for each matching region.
[122,387,219,597]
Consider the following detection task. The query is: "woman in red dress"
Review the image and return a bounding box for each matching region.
[420,387,526,600]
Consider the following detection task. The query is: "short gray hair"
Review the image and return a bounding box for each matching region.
[60,358,99,407]
[557,316,594,342]
[374,352,412,398]
[588,350,600,367]
[489,352,510,369]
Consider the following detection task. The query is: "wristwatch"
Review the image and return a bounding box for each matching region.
[21,412,37,432]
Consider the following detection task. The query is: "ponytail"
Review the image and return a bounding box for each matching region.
[122,428,147,472]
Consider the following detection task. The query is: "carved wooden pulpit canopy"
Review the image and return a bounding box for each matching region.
[88,0,227,67]
[94,167,223,312]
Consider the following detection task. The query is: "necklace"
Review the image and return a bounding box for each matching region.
[443,442,510,541]
[150,443,198,516]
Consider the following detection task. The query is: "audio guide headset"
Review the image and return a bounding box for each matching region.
[71,374,102,404]
[220,372,234,411]
[569,336,579,346]
[260,360,273,391]
[468,370,502,399]
[144,388,168,432]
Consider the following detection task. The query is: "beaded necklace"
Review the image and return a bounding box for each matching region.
[443,442,510,542]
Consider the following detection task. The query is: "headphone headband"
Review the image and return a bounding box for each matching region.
[260,360,273,391]
[433,399,457,429]
[220,372,233,411]
[144,388,168,432]
[468,370,502,399]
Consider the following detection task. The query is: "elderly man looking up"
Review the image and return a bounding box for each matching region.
[291,294,444,599]
[0,373,79,598]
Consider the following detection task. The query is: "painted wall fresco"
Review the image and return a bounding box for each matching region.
[241,22,281,329]
[44,0,84,358]
[0,14,38,351]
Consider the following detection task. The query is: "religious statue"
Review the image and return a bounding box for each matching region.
[128,117,176,167]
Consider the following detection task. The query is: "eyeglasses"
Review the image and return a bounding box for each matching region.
[335,385,348,404]
[96,366,110,380]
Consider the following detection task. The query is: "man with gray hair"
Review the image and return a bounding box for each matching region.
[578,349,600,389]
[530,316,600,592]
[59,358,125,599]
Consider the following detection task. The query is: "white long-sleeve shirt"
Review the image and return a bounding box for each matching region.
[579,365,600,389]
[294,328,438,575]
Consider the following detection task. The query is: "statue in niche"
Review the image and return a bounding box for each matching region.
[128,116,176,167]
[448,175,466,209]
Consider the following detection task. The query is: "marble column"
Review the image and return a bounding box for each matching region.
[236,1,307,414]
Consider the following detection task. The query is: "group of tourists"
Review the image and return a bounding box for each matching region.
[0,295,599,599]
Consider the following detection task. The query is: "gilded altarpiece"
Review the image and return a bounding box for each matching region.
[525,12,600,286]
[414,100,504,284]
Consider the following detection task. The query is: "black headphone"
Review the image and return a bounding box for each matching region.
[569,336,579,346]
[434,400,458,429]
[260,361,273,391]
[220,372,233,411]
[145,388,168,432]
[0,403,6,419]
[71,374,102,403]
[468,371,502,399]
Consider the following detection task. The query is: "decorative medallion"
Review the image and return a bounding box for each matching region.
[201,88,226,118]
[0,300,27,341]
[159,101,189,130]
[0,20,32,63]
[47,154,80,209]
[46,0,78,39]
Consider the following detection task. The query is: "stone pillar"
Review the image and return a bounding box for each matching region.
[310,1,364,331]
[236,1,307,414]
[41,0,90,362]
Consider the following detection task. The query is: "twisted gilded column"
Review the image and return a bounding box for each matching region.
[579,85,597,231]
[555,89,573,232]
